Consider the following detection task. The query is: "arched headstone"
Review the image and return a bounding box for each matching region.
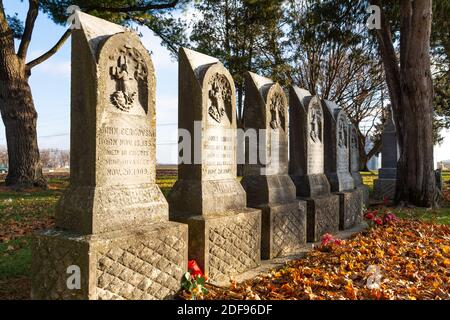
[241,72,306,259]
[373,111,399,200]
[322,100,363,230]
[289,87,339,242]
[31,12,187,300]
[349,125,370,206]
[168,48,261,283]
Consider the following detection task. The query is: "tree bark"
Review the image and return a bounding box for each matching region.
[372,0,437,206]
[0,3,46,188]
[395,0,436,206]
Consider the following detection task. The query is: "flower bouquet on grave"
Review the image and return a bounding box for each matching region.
[364,205,398,228]
[181,260,209,300]
[318,233,343,252]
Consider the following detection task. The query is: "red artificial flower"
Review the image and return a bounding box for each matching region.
[188,260,205,278]
[374,218,383,225]
[365,213,375,220]
[321,233,334,246]
[384,213,398,224]
[321,233,342,246]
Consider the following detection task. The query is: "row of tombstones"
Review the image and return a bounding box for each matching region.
[31,13,369,300]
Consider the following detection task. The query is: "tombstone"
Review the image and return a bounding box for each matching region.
[31,12,188,300]
[435,169,443,192]
[289,86,339,242]
[373,111,399,200]
[168,48,261,283]
[322,100,363,230]
[241,72,306,260]
[349,125,370,207]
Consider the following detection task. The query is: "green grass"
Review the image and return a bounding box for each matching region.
[0,178,67,225]
[0,238,31,280]
[156,175,177,198]
[389,206,450,225]
[363,170,450,225]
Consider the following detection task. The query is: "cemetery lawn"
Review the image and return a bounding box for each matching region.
[0,171,449,300]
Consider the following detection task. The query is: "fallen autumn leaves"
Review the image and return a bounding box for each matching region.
[187,220,450,300]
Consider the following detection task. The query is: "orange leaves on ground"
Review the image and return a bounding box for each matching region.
[443,189,450,202]
[200,220,450,300]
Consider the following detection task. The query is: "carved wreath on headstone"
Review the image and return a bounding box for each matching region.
[269,92,285,130]
[309,105,322,143]
[208,73,232,123]
[110,45,147,112]
[338,116,348,148]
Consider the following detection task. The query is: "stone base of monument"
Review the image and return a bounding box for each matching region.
[335,189,363,230]
[259,201,307,260]
[373,179,396,200]
[357,185,370,208]
[31,221,188,300]
[302,195,340,242]
[173,209,261,284]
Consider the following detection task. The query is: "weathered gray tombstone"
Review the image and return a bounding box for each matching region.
[322,100,363,230]
[168,48,261,283]
[373,112,399,200]
[435,169,443,192]
[241,72,306,260]
[289,86,339,242]
[349,125,370,207]
[31,12,188,300]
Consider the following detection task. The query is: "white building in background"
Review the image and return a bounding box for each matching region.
[437,160,450,171]
[365,138,380,171]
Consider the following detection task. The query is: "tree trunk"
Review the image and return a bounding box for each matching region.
[395,0,435,206]
[373,0,437,207]
[0,7,46,188]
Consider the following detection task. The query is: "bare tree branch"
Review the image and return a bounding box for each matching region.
[85,0,179,13]
[17,0,38,60]
[370,0,403,148]
[26,29,72,70]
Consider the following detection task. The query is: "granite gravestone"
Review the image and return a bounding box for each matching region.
[31,12,188,300]
[168,48,261,283]
[241,72,306,260]
[373,112,398,200]
[288,86,339,242]
[322,100,363,230]
[349,125,370,207]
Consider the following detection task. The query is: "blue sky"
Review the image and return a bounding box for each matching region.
[1,0,179,163]
[1,1,449,165]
